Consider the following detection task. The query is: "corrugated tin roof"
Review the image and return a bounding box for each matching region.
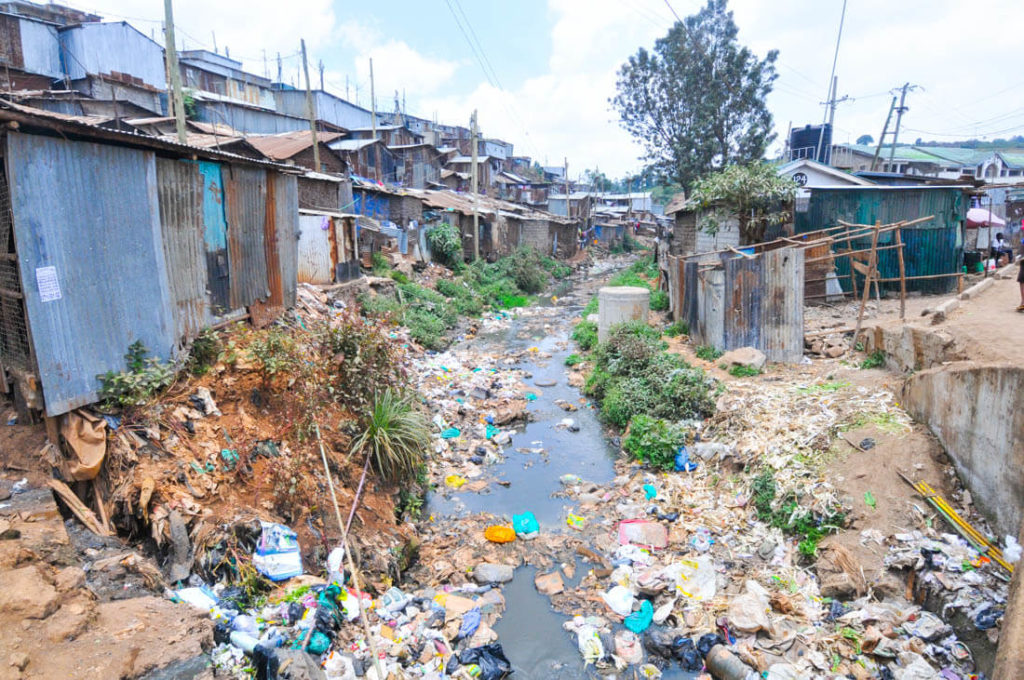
[0,98,299,171]
[664,193,688,215]
[330,138,380,151]
[997,152,1024,169]
[449,155,492,164]
[247,130,344,160]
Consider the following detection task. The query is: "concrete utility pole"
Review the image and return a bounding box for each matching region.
[163,0,187,144]
[276,52,282,87]
[318,60,324,90]
[871,96,897,172]
[470,109,479,260]
[300,39,320,171]
[889,82,912,168]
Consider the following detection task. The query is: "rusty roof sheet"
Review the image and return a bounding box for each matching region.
[246,130,345,160]
[407,188,574,224]
[663,192,688,215]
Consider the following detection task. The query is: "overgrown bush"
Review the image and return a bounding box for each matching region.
[250,328,300,385]
[585,322,715,428]
[564,353,583,366]
[572,320,599,351]
[188,327,221,376]
[426,222,463,266]
[371,252,391,276]
[695,345,724,361]
[352,389,429,483]
[728,364,760,378]
[317,314,409,410]
[97,341,176,409]
[510,247,550,294]
[436,278,484,316]
[623,414,688,470]
[664,320,689,337]
[650,289,669,311]
[859,350,886,370]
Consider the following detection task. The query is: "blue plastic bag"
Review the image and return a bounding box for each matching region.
[624,600,654,633]
[674,446,698,472]
[643,484,657,500]
[458,608,482,640]
[512,511,540,536]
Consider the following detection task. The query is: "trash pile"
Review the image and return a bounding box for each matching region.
[176,533,518,680]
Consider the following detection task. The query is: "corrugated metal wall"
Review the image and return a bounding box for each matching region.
[795,187,965,295]
[6,132,174,416]
[297,215,335,284]
[59,23,166,89]
[683,247,804,363]
[224,165,270,309]
[156,158,207,342]
[274,173,299,308]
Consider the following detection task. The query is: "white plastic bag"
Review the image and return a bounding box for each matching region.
[667,555,717,601]
[601,585,634,617]
[728,579,771,633]
[577,624,604,664]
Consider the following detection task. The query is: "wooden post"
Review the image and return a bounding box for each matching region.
[300,40,320,172]
[853,220,881,346]
[369,58,379,182]
[470,110,479,260]
[163,0,187,143]
[896,226,907,319]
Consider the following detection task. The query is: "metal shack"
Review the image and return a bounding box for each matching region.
[0,102,299,416]
[794,185,968,295]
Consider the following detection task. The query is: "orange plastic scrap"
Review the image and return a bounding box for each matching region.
[484,525,516,543]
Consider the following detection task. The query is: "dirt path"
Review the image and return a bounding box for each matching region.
[937,266,1023,363]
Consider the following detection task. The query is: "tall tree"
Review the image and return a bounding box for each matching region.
[612,0,777,189]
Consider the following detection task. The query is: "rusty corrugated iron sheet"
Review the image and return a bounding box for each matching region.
[224,165,270,309]
[156,158,208,342]
[274,173,299,308]
[6,131,174,416]
[680,247,804,363]
[297,214,335,284]
[247,130,343,161]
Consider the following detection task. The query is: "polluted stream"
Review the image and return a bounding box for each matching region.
[427,275,700,680]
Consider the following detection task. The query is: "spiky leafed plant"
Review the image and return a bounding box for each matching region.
[351,389,429,483]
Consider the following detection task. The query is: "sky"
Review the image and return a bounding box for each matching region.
[76,0,1024,180]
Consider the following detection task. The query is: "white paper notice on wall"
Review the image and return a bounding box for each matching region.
[35,266,62,302]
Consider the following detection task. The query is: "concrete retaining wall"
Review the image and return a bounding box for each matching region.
[863,322,966,373]
[902,363,1024,537]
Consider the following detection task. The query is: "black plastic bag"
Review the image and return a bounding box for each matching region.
[672,637,702,671]
[696,632,724,658]
[643,627,679,659]
[252,644,280,680]
[458,643,513,680]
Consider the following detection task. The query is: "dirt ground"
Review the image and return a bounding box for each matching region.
[935,266,1022,363]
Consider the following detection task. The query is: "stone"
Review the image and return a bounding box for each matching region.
[0,566,60,620]
[472,563,515,584]
[53,566,86,593]
[720,347,767,371]
[534,571,564,595]
[824,345,846,358]
[757,539,776,560]
[9,652,29,671]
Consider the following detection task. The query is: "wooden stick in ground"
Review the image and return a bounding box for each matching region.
[853,220,882,346]
[314,424,385,680]
[897,227,907,319]
[49,479,111,536]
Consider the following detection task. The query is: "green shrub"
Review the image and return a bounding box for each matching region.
[572,320,599,351]
[664,321,689,337]
[695,345,723,361]
[728,364,761,378]
[583,365,613,402]
[436,279,484,316]
[188,327,221,376]
[859,350,886,370]
[509,247,549,294]
[607,269,651,289]
[582,295,599,317]
[649,289,669,311]
[358,291,402,318]
[352,389,430,483]
[388,270,410,284]
[602,377,659,428]
[317,313,409,410]
[97,341,175,409]
[623,415,688,470]
[371,251,391,276]
[750,469,846,559]
[427,222,463,266]
[250,328,299,384]
[564,353,583,366]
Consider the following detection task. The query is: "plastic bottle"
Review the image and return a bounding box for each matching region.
[229,630,259,653]
[704,645,758,680]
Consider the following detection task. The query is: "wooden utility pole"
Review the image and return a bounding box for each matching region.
[369,58,379,182]
[163,0,187,144]
[470,109,479,260]
[853,220,882,345]
[563,158,570,218]
[318,60,324,90]
[896,226,907,319]
[300,40,320,171]
[276,52,282,86]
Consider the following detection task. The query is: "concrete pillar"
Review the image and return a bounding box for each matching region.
[598,286,649,342]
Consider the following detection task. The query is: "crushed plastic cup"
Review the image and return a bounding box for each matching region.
[445,475,467,489]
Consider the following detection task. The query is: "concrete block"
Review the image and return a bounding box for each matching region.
[597,286,650,342]
[958,277,994,300]
[930,298,959,325]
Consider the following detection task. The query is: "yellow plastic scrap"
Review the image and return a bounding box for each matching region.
[444,475,467,489]
[567,513,587,530]
[484,525,516,543]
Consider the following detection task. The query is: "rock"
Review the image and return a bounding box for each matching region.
[824,345,846,358]
[472,563,515,584]
[54,566,86,592]
[0,566,60,620]
[720,347,767,371]
[757,539,776,560]
[534,571,564,595]
[9,652,29,671]
[534,379,557,387]
[0,479,12,501]
[45,596,96,642]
